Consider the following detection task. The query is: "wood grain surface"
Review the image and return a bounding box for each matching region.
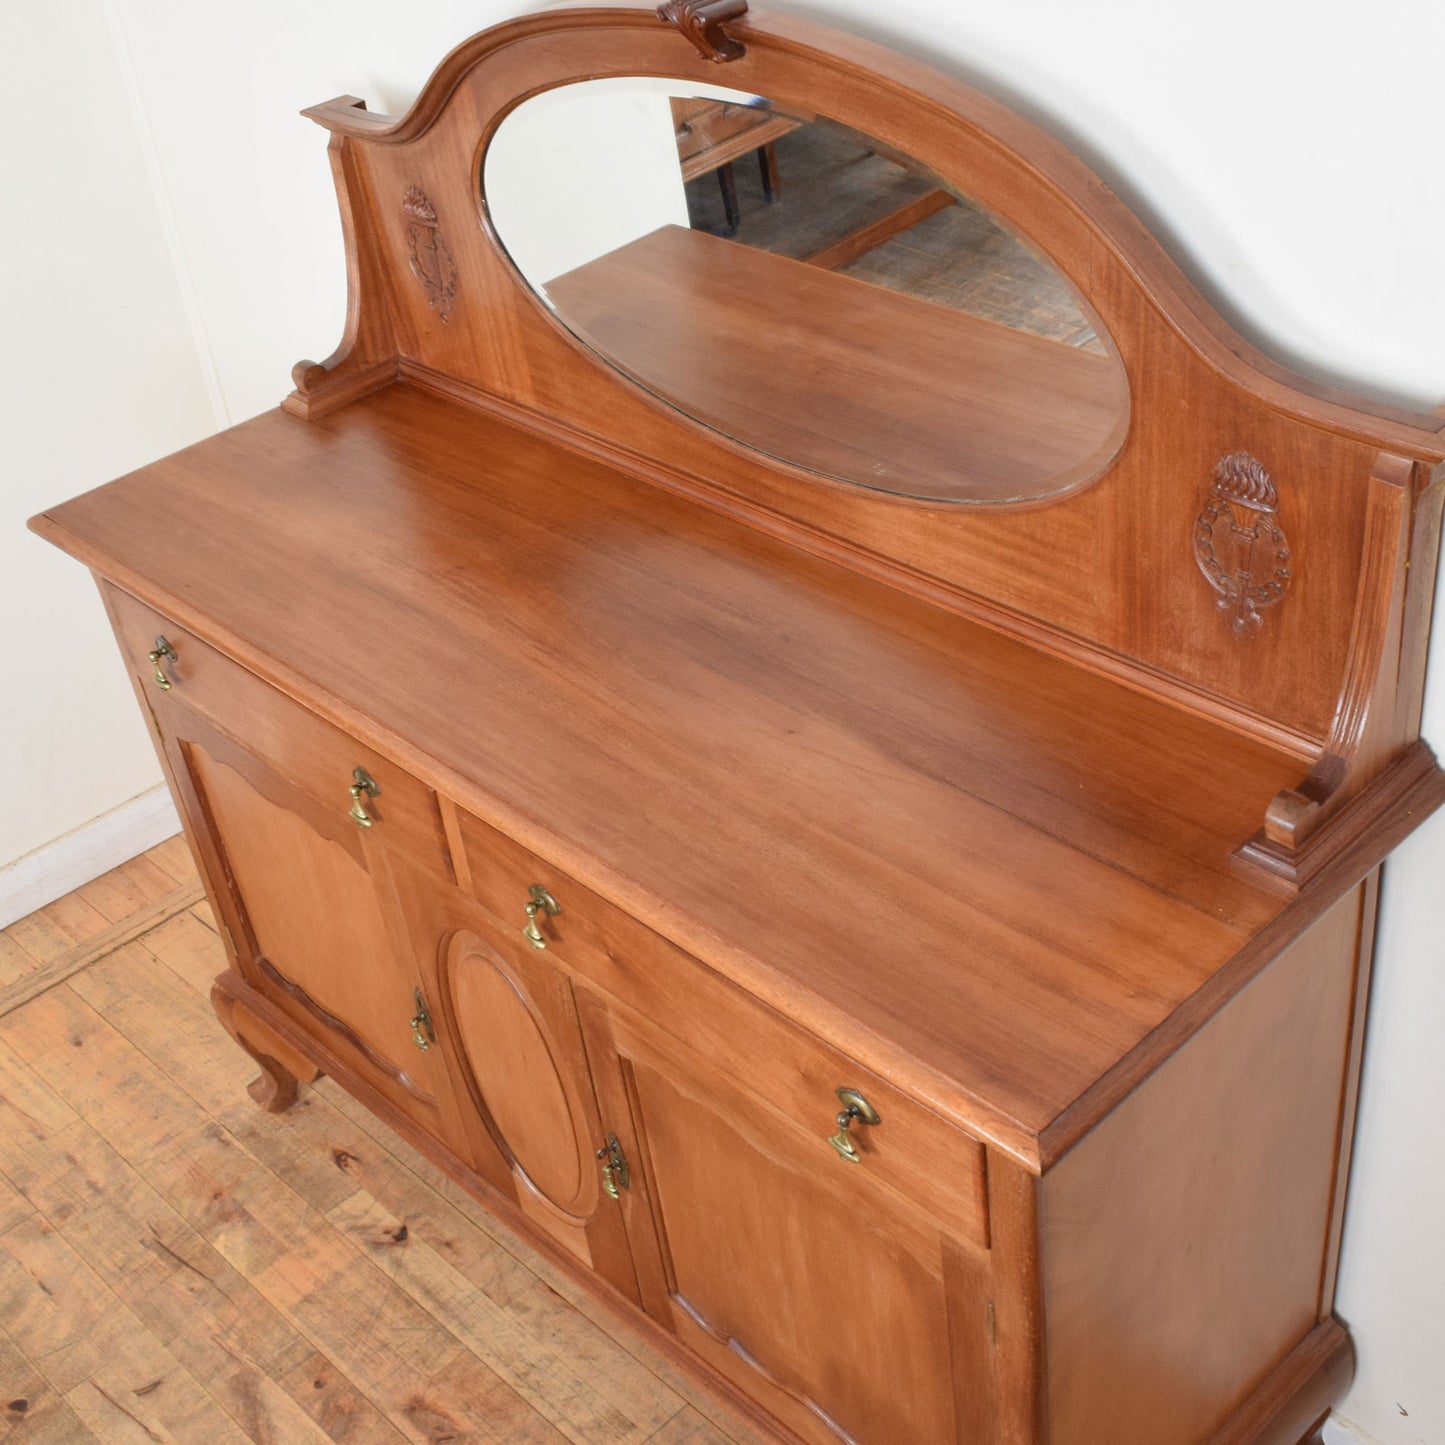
[546,223,1129,504]
[287,4,1445,749]
[34,385,1312,1162]
[1039,886,1367,1443]
[0,848,765,1445]
[25,8,1438,1440]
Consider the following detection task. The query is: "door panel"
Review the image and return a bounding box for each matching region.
[585,1004,995,1445]
[144,689,474,1160]
[389,866,641,1299]
[442,929,587,1208]
[193,747,436,1103]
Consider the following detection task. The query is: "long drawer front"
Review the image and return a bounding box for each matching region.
[452,802,990,1250]
[102,581,452,877]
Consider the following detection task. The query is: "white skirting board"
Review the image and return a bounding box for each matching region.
[1324,1414,1383,1444]
[0,785,182,930]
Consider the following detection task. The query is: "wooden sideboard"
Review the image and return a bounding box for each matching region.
[30,4,1445,1442]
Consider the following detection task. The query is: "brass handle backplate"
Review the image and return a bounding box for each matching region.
[522,884,561,949]
[410,988,435,1052]
[348,767,380,828]
[147,636,178,690]
[828,1087,881,1163]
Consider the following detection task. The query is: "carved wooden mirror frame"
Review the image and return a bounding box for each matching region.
[285,0,1445,884]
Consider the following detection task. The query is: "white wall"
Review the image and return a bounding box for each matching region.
[486,83,690,290]
[4,2,1441,1440]
[0,0,218,922]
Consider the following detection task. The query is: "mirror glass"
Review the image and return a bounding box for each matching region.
[484,80,1129,505]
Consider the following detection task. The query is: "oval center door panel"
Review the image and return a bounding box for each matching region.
[441,928,590,1214]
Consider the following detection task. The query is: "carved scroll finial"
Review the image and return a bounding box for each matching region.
[402,185,458,321]
[1193,451,1293,635]
[657,0,748,63]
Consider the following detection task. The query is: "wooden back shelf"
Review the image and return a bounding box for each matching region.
[546,223,1130,505]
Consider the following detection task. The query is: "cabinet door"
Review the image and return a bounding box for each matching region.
[389,867,640,1300]
[144,688,473,1157]
[582,1001,995,1445]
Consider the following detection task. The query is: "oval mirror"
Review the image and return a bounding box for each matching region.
[484,80,1129,505]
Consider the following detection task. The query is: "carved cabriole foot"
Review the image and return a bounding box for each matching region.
[246,1052,300,1113]
[210,974,321,1113]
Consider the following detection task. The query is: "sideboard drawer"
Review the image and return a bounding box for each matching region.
[103,582,452,876]
[454,804,990,1248]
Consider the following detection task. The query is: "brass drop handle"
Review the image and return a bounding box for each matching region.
[522,884,561,948]
[597,1134,630,1199]
[348,767,380,828]
[148,636,178,690]
[410,988,435,1051]
[828,1087,881,1163]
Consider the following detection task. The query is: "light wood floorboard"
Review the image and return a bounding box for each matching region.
[0,840,765,1445]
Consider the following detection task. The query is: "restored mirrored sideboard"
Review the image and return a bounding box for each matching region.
[31,3,1445,1441]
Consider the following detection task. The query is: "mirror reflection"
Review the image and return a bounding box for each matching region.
[485,81,1129,504]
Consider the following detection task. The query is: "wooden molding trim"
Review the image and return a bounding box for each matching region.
[283,356,398,419]
[1241,740,1445,889]
[1206,1318,1354,1445]
[1254,453,1416,863]
[255,954,437,1106]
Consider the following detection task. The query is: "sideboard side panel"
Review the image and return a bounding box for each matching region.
[1037,883,1370,1444]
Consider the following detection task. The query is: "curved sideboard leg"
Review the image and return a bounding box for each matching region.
[210,975,320,1113]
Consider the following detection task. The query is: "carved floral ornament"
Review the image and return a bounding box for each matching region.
[656,0,749,63]
[403,186,459,321]
[1193,452,1294,635]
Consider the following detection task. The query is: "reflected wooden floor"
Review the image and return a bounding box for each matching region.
[0,841,764,1443]
[681,117,1101,349]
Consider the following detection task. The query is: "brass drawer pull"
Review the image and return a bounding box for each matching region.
[597,1134,630,1198]
[522,884,561,948]
[348,767,380,827]
[410,988,435,1051]
[828,1087,881,1163]
[148,636,178,690]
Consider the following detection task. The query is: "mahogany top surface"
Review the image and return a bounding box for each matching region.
[545,224,1129,504]
[34,382,1304,1163]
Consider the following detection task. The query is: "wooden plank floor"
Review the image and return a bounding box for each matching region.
[0,841,766,1443]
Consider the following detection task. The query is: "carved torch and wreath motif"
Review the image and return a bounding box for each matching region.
[1193,451,1293,635]
[403,186,458,321]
